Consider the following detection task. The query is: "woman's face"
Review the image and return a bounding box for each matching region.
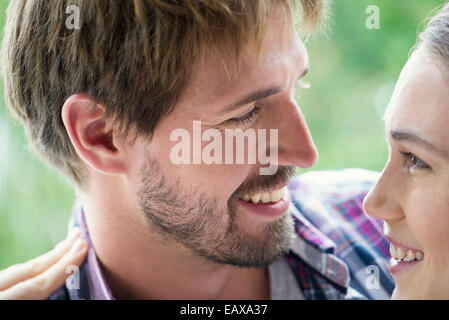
[364,48,449,299]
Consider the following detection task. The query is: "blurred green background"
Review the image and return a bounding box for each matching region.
[0,0,445,269]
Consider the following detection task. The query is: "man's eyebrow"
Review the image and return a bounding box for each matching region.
[222,64,310,114]
[222,85,283,114]
[390,130,449,160]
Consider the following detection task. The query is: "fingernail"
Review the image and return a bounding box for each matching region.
[67,227,81,242]
[71,238,87,253]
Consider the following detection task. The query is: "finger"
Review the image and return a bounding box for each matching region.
[0,227,81,291]
[0,238,88,300]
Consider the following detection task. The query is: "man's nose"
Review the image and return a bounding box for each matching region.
[363,162,404,222]
[275,100,318,169]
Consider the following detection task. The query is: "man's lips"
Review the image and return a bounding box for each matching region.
[237,189,290,218]
[237,181,290,204]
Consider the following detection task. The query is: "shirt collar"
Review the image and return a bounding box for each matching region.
[288,202,350,289]
[68,201,115,300]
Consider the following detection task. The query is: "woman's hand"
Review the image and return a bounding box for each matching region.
[0,227,88,300]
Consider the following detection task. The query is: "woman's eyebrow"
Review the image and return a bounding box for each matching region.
[390,130,449,160]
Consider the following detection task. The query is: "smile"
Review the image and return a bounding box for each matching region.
[390,243,424,262]
[386,238,425,276]
[236,185,290,220]
[238,187,286,204]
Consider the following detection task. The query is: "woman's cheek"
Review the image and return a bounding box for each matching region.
[409,190,449,270]
[407,187,445,242]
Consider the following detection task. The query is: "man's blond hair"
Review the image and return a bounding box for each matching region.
[1,0,326,187]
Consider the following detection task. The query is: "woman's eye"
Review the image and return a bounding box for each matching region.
[226,106,261,125]
[400,152,431,170]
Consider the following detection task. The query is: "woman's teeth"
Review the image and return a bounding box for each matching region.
[390,243,424,262]
[239,188,285,204]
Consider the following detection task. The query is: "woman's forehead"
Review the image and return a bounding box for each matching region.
[385,50,449,153]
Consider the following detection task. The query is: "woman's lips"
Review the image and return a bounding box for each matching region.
[386,237,425,276]
[237,187,290,219]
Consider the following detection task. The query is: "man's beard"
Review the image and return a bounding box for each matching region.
[137,155,297,268]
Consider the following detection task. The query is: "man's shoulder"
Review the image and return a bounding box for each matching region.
[288,169,394,299]
[288,168,381,235]
[290,168,378,203]
[289,168,379,221]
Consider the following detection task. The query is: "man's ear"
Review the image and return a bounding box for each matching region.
[61,93,128,175]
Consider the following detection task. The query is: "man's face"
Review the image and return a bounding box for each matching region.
[126,13,318,267]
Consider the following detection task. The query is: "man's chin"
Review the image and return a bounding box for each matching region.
[200,211,295,268]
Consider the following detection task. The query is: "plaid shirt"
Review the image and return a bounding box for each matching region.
[49,169,394,300]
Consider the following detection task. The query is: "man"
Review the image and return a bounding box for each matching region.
[1,0,394,299]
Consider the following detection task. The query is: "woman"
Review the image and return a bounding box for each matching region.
[363,3,449,299]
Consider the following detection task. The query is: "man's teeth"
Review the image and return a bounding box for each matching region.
[240,188,285,204]
[390,243,424,262]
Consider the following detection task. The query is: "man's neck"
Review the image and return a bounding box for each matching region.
[101,258,271,300]
[81,193,271,300]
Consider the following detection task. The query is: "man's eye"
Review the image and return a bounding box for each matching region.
[400,152,431,170]
[226,106,261,125]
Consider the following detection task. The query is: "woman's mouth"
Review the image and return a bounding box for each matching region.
[388,241,425,275]
[390,243,424,262]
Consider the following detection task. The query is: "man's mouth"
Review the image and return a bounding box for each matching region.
[238,187,286,204]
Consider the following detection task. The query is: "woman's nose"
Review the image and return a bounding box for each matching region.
[363,164,404,221]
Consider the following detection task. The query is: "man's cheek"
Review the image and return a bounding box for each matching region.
[198,163,248,192]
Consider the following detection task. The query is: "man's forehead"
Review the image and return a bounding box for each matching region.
[181,25,308,113]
